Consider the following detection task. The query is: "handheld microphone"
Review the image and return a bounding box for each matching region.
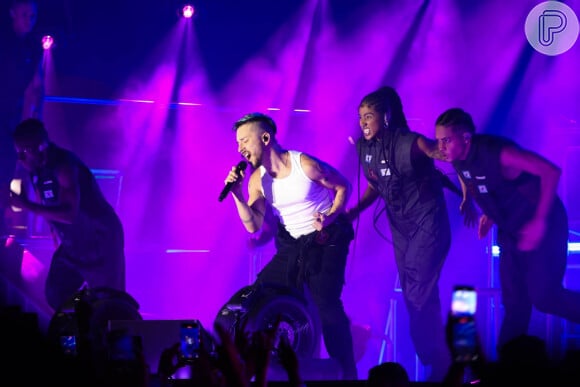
[218,160,248,202]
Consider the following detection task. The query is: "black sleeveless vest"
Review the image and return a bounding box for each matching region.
[31,144,120,247]
[452,135,541,233]
[357,128,447,233]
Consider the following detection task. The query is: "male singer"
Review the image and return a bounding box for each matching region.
[222,112,358,380]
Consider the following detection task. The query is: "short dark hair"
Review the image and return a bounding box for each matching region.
[233,112,277,136]
[435,108,476,134]
[12,118,49,143]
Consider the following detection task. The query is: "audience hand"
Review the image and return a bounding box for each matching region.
[276,333,302,386]
[157,343,185,380]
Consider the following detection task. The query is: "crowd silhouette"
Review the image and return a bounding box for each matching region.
[2,294,580,386]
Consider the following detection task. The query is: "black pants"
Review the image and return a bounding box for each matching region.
[45,223,126,311]
[498,198,580,349]
[389,203,451,378]
[255,215,357,380]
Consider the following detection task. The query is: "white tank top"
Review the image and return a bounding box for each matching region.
[260,150,332,239]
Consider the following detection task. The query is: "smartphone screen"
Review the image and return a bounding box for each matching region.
[451,286,477,317]
[60,335,77,357]
[451,286,478,362]
[180,321,201,362]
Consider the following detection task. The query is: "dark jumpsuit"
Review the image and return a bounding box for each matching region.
[452,134,580,349]
[356,128,451,369]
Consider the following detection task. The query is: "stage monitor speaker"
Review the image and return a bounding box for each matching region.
[215,284,322,361]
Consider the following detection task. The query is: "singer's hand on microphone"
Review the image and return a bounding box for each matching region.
[223,165,245,197]
[219,160,248,202]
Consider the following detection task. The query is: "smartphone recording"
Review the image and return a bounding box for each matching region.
[451,286,477,317]
[179,321,201,363]
[60,335,77,357]
[450,285,478,362]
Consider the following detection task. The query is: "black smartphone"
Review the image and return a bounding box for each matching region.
[450,285,478,362]
[179,321,201,363]
[60,335,77,357]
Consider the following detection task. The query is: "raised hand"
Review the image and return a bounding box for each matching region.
[157,343,186,380]
[213,321,250,387]
[276,333,302,386]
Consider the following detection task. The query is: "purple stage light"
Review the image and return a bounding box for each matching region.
[42,35,54,50]
[182,5,194,19]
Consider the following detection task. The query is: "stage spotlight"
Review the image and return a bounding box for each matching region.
[41,35,54,50]
[182,5,195,18]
